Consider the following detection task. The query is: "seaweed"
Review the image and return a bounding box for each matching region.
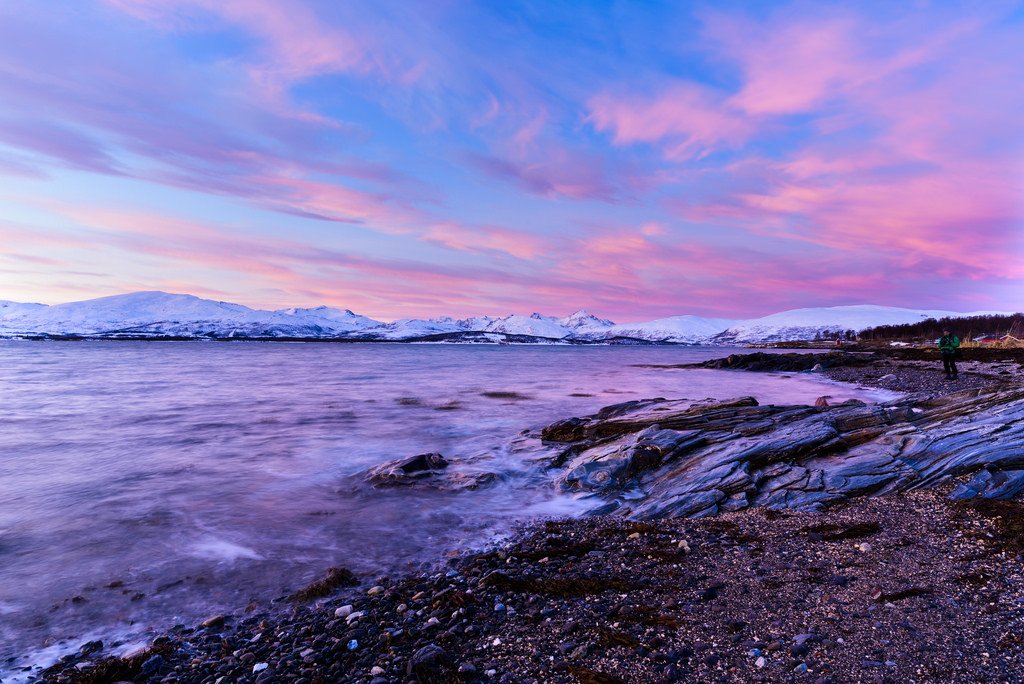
[289,566,359,602]
[802,521,882,541]
[480,570,632,597]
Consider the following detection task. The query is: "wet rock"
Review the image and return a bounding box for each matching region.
[290,567,358,601]
[691,351,875,373]
[200,615,225,629]
[409,643,452,681]
[399,452,449,474]
[364,452,497,490]
[140,654,165,676]
[541,417,590,443]
[539,381,1024,518]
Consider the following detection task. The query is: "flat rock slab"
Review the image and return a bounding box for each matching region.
[543,386,1024,518]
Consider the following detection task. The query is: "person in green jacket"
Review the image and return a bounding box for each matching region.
[938,328,960,379]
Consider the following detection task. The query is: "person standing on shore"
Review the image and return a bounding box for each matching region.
[938,328,960,379]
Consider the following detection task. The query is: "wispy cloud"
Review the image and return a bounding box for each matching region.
[0,1,1020,317]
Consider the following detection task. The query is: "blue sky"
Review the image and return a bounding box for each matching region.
[0,0,1021,320]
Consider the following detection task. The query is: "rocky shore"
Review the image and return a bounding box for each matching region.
[35,351,1024,683]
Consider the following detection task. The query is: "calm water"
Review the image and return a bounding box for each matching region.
[0,341,898,674]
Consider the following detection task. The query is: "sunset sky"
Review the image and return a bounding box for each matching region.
[0,0,1022,320]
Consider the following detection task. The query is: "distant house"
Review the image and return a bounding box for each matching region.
[974,334,1021,345]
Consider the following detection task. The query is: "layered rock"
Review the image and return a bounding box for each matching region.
[541,386,1024,518]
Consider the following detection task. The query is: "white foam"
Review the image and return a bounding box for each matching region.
[190,537,263,562]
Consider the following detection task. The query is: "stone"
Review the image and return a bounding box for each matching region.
[140,655,165,676]
[410,643,451,679]
[200,615,225,629]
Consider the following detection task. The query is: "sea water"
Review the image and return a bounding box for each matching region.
[0,341,898,674]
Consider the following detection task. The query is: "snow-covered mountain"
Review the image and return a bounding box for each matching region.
[483,313,575,339]
[0,292,1010,344]
[350,317,466,340]
[275,305,381,332]
[715,305,1008,344]
[608,315,738,344]
[0,292,381,338]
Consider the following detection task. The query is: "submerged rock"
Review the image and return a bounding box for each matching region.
[364,451,500,491]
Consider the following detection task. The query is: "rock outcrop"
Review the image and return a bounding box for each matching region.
[365,452,500,490]
[541,386,1024,518]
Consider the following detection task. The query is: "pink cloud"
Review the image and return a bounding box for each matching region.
[465,151,619,201]
[587,82,753,160]
[423,223,548,260]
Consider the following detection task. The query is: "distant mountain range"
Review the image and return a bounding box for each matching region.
[0,291,1010,345]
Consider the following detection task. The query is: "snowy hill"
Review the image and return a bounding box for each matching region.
[275,306,381,332]
[483,313,576,339]
[716,305,1007,344]
[608,316,738,344]
[0,292,381,338]
[0,292,1009,344]
[350,317,466,340]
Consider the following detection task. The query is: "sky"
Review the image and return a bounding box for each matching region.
[0,0,1022,321]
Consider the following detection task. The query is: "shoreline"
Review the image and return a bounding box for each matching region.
[32,350,1024,683]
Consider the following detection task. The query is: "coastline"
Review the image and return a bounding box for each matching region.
[32,350,1024,683]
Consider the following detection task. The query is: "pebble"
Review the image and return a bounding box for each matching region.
[678,540,691,553]
[334,604,353,618]
[140,655,164,676]
[627,532,641,539]
[252,663,268,673]
[425,617,440,627]
[347,639,359,651]
[755,656,766,668]
[494,603,506,612]
[369,665,385,675]
[200,615,225,629]
[858,542,873,552]
[367,585,384,596]
[486,669,497,677]
[458,662,477,674]
[396,603,408,613]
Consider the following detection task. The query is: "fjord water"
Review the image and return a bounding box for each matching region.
[0,341,897,671]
